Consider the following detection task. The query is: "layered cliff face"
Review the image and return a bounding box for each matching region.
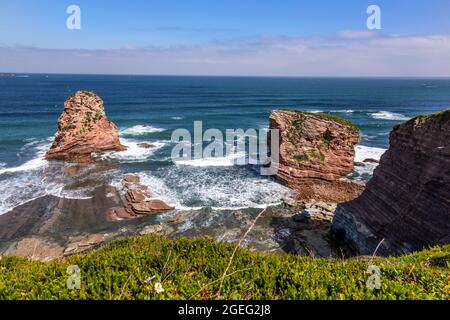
[332,110,450,256]
[46,91,126,162]
[270,110,362,202]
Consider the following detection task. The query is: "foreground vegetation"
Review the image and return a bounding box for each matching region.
[0,235,449,300]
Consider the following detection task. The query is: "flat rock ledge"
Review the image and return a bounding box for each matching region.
[108,174,174,220]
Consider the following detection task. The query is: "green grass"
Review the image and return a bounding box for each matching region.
[394,109,450,131]
[282,110,360,132]
[415,109,450,120]
[0,236,448,300]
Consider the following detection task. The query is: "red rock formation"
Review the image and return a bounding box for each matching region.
[137,143,156,149]
[332,110,450,256]
[270,110,362,202]
[108,174,174,220]
[46,91,126,162]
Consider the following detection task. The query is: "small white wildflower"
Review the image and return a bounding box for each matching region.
[154,282,164,294]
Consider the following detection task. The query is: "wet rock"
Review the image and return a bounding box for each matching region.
[123,174,141,184]
[64,165,82,176]
[282,195,298,207]
[109,174,174,220]
[363,158,379,164]
[5,237,64,262]
[137,143,156,149]
[167,212,189,225]
[125,190,147,203]
[130,200,173,215]
[64,233,106,256]
[107,207,134,221]
[139,224,164,235]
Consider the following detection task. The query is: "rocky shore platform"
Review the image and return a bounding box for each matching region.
[0,172,341,261]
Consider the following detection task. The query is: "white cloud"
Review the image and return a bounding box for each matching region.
[1,31,450,76]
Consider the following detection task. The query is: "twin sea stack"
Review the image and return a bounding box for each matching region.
[269,110,363,203]
[45,91,126,163]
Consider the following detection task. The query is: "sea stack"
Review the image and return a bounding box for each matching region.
[46,91,126,162]
[332,110,450,256]
[269,110,362,202]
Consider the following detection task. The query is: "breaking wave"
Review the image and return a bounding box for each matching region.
[130,166,292,210]
[120,125,166,136]
[104,138,166,162]
[370,111,410,121]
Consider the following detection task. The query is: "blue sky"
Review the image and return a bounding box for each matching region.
[1,0,450,76]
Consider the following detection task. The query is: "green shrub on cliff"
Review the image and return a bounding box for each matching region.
[0,236,448,300]
[284,109,360,132]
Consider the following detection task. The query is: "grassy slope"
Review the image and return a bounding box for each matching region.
[0,235,449,300]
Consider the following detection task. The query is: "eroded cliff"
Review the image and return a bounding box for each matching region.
[332,110,450,255]
[270,110,362,202]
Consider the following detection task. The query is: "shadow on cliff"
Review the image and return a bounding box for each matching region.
[269,206,338,258]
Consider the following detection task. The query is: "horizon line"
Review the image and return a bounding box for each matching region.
[2,72,450,80]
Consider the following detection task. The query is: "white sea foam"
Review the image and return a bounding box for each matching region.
[0,179,44,214]
[171,116,184,120]
[370,111,410,121]
[0,157,47,175]
[174,152,247,167]
[354,145,387,163]
[330,109,354,113]
[136,167,292,211]
[0,139,51,175]
[104,139,165,162]
[350,145,388,182]
[0,138,94,214]
[120,125,166,136]
[307,110,323,113]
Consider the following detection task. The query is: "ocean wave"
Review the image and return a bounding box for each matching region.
[350,145,388,183]
[171,116,184,120]
[0,172,45,214]
[103,139,166,162]
[330,109,354,113]
[307,110,323,113]
[120,125,166,136]
[370,111,410,121]
[174,152,247,167]
[134,166,292,210]
[0,157,47,175]
[354,145,387,163]
[0,138,97,214]
[0,139,51,175]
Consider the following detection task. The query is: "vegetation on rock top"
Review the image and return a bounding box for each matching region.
[281,109,360,132]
